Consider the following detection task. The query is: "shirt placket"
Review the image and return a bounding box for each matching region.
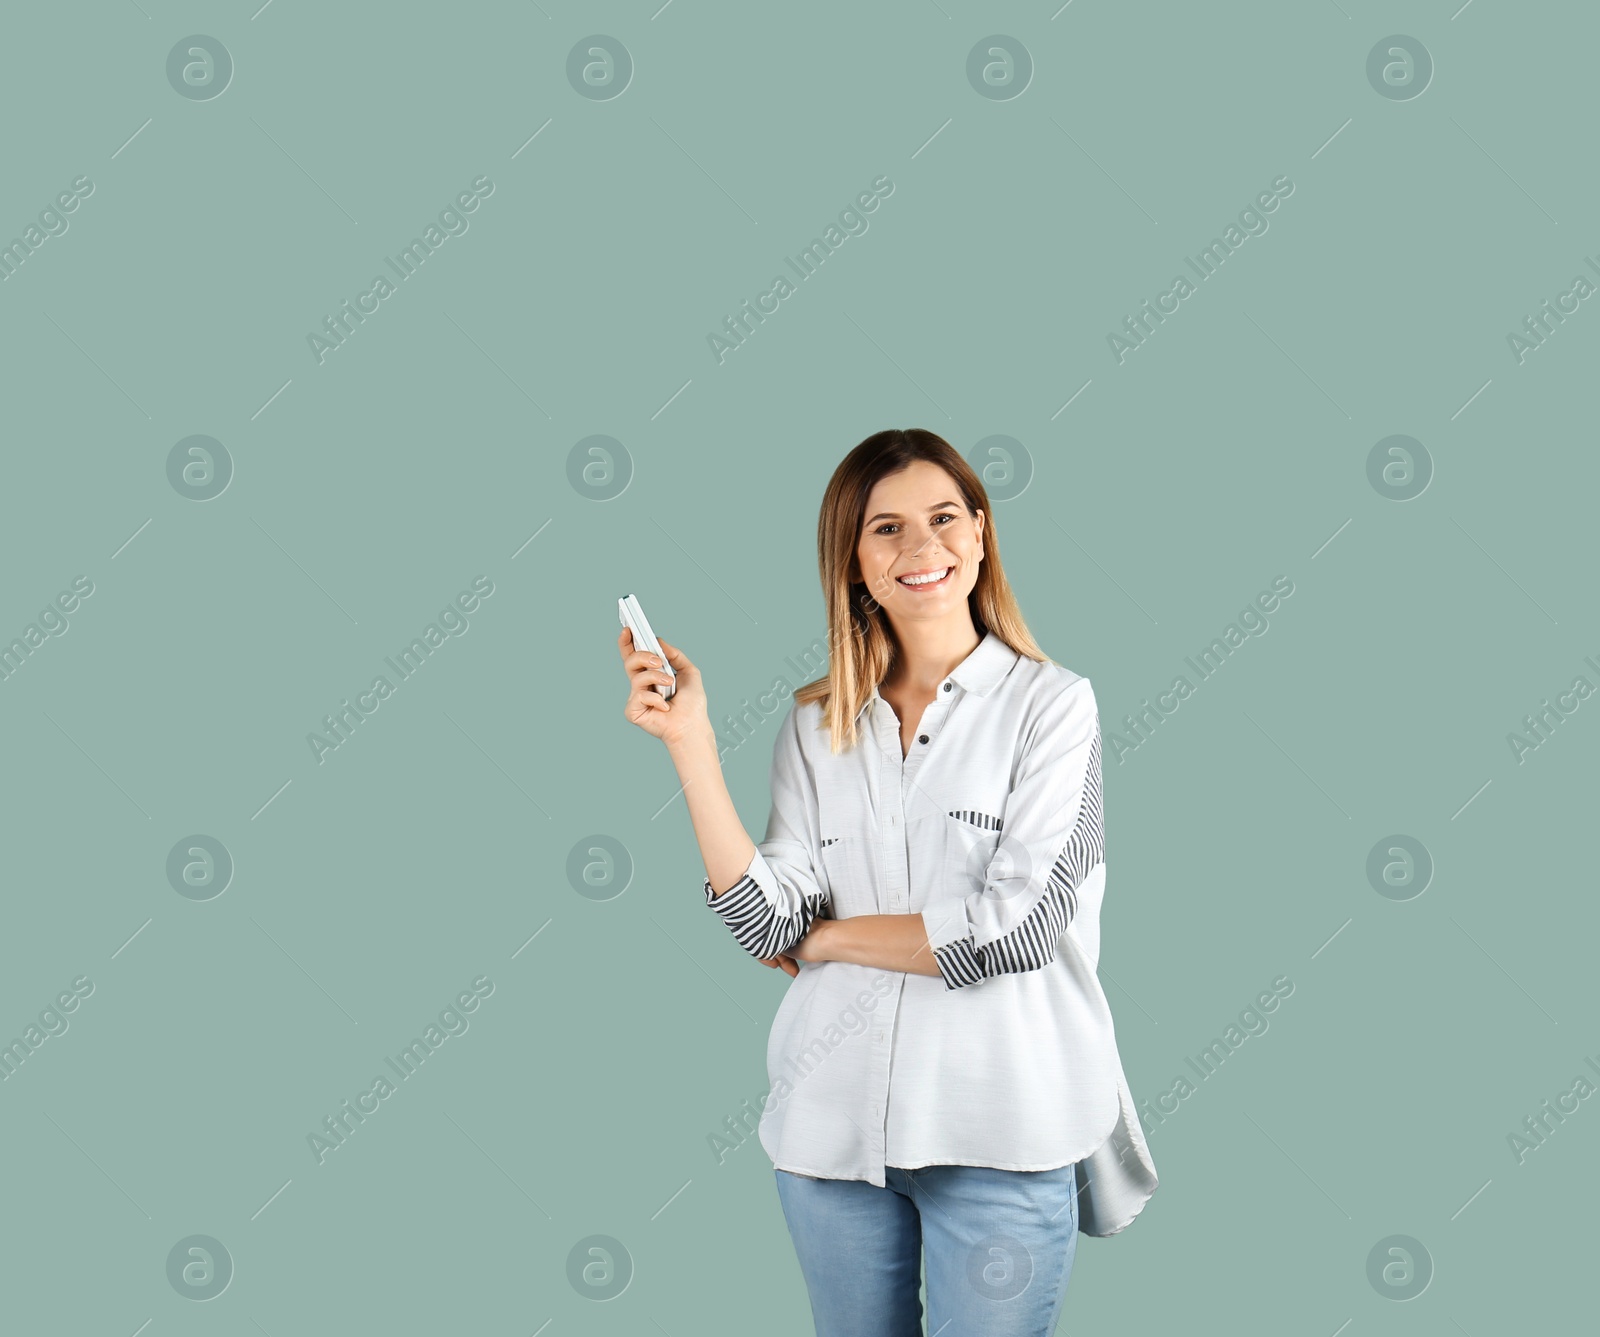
[864,684,955,1160]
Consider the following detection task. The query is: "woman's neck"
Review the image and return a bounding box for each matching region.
[881,620,982,696]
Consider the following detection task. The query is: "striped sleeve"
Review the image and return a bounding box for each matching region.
[704,703,832,960]
[922,676,1103,991]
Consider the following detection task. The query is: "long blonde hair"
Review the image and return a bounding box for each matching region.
[794,428,1048,753]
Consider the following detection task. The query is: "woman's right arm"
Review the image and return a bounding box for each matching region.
[617,626,756,892]
[665,726,761,897]
[618,628,824,971]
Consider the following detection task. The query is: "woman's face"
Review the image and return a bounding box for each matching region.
[854,460,985,632]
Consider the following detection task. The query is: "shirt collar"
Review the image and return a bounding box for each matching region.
[855,630,1019,721]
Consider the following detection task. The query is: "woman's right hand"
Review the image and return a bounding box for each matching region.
[618,628,711,749]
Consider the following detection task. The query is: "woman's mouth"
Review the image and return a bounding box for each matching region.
[896,565,954,590]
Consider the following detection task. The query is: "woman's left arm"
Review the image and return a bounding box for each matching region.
[794,676,1103,989]
[791,913,942,977]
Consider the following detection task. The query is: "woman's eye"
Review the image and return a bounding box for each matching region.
[874,514,956,536]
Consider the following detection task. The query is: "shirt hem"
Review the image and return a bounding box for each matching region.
[774,1155,1088,1181]
[769,1140,1117,1181]
[772,1162,862,1182]
[885,1154,1083,1174]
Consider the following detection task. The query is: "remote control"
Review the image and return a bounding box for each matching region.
[619,594,676,701]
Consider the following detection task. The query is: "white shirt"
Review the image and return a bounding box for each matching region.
[703,630,1159,1236]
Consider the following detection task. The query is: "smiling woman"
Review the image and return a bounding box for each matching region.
[617,427,1159,1337]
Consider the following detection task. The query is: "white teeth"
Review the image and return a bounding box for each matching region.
[898,566,952,586]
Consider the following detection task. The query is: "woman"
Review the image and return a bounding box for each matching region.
[618,428,1158,1336]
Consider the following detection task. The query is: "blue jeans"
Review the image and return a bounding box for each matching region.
[773,1162,1080,1336]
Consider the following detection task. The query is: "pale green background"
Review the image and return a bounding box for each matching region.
[1,2,1595,1333]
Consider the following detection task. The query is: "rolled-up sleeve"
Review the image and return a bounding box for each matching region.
[703,703,832,960]
[922,676,1103,991]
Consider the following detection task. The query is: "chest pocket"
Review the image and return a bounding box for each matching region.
[819,834,877,916]
[940,815,992,895]
[941,810,1007,899]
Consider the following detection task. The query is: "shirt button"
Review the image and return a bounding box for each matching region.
[874,1031,884,1042]
[942,682,952,692]
[918,734,928,744]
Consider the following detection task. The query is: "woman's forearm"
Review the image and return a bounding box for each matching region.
[816,914,942,979]
[664,720,943,972]
[667,725,759,897]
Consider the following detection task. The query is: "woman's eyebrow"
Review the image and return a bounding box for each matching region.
[864,500,961,526]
